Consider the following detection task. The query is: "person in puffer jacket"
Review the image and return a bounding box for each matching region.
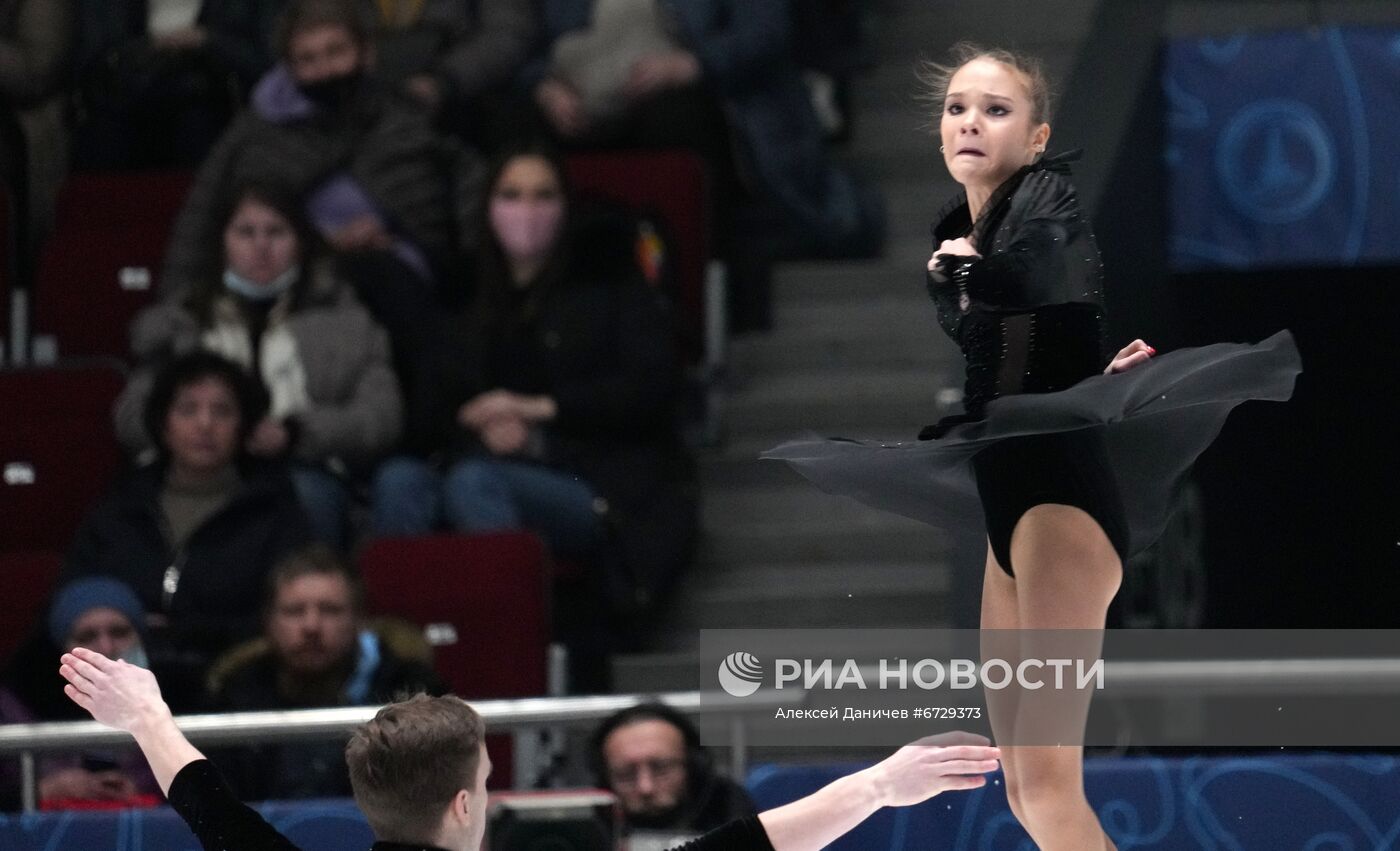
[116,181,401,548]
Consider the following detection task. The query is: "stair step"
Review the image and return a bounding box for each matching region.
[877,5,1097,55]
[701,483,930,531]
[700,518,953,569]
[691,561,951,600]
[723,385,954,435]
[770,259,924,302]
[772,292,936,330]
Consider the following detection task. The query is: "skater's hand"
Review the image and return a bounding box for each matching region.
[860,732,1000,808]
[1105,339,1156,374]
[59,648,169,735]
[59,647,206,796]
[929,237,981,272]
[756,731,999,849]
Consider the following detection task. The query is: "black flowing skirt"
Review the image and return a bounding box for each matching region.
[762,330,1302,562]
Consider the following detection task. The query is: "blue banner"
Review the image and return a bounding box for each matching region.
[1165,27,1400,271]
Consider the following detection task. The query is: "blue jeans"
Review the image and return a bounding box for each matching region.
[290,465,350,549]
[372,456,604,554]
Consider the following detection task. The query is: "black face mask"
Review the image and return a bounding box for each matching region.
[298,69,364,109]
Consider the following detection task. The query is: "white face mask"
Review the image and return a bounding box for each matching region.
[119,644,149,669]
[223,264,301,301]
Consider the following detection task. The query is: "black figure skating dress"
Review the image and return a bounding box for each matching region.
[763,151,1302,575]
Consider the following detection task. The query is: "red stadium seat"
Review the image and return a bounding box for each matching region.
[357,533,552,698]
[566,151,711,362]
[0,363,125,552]
[0,551,61,668]
[1,181,9,354]
[358,533,553,790]
[32,171,194,361]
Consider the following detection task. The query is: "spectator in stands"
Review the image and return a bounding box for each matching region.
[592,703,756,840]
[160,0,487,379]
[206,545,443,800]
[0,0,74,244]
[791,0,872,144]
[115,182,402,548]
[65,351,311,693]
[518,0,884,330]
[359,0,534,149]
[71,0,287,169]
[0,579,161,808]
[373,143,698,614]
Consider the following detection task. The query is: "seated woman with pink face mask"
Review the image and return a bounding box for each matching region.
[372,143,697,630]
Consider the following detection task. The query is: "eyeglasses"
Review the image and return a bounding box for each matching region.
[608,757,685,788]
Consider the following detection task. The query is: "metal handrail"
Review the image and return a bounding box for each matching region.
[0,690,792,814]
[0,690,789,752]
[8,658,1400,754]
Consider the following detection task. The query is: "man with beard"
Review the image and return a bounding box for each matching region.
[206,544,443,799]
[591,703,756,844]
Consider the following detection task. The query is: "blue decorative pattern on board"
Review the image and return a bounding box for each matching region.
[2,756,1398,848]
[1165,27,1399,271]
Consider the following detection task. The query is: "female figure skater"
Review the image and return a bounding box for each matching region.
[766,43,1301,850]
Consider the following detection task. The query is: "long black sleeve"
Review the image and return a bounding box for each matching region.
[672,815,776,851]
[167,759,302,851]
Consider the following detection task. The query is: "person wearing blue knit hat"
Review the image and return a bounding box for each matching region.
[25,578,160,805]
[47,578,149,668]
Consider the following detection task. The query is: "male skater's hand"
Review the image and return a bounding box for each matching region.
[860,731,1000,808]
[60,647,170,735]
[1105,339,1156,374]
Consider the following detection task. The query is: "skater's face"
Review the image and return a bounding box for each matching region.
[940,58,1049,193]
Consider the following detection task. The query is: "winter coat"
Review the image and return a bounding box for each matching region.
[520,0,883,257]
[60,463,312,662]
[0,0,73,236]
[205,622,444,800]
[160,67,486,299]
[114,267,402,469]
[363,0,535,100]
[72,0,284,91]
[0,0,71,105]
[407,209,698,611]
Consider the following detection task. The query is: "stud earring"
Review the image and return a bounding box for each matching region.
[940,145,945,152]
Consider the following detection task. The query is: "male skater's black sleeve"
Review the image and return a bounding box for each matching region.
[166,759,302,851]
[672,814,777,850]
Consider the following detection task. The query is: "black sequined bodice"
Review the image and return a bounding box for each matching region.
[923,151,1106,437]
